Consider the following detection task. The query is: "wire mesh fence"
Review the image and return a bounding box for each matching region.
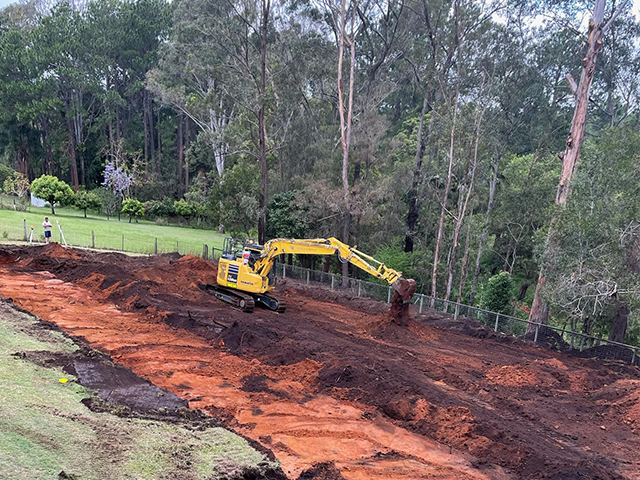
[275,263,640,366]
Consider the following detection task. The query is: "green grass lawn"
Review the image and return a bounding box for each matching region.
[0,197,225,256]
[0,302,278,479]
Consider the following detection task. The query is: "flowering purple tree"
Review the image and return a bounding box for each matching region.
[102,162,135,199]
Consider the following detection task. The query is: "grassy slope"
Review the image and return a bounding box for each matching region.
[0,199,225,256]
[0,303,276,480]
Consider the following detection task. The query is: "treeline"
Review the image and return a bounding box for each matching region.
[1,0,640,344]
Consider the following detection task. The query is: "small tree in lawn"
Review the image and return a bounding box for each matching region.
[4,172,30,200]
[95,188,119,220]
[102,162,135,221]
[74,190,102,218]
[31,175,74,215]
[121,199,145,223]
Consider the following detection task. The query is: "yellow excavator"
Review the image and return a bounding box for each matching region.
[201,237,416,313]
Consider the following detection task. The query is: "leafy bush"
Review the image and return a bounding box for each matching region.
[480,272,515,315]
[30,175,74,215]
[74,190,102,218]
[372,243,416,284]
[266,191,309,239]
[121,198,145,223]
[173,199,199,220]
[0,164,16,190]
[145,197,175,219]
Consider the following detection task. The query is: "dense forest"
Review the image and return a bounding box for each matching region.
[1,0,639,343]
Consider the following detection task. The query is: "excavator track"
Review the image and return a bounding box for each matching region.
[199,283,255,313]
[253,294,287,313]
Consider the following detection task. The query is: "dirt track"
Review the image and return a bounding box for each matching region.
[0,244,639,479]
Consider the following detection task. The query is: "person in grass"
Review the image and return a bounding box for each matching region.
[42,217,52,244]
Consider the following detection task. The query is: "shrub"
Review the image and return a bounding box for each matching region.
[121,198,145,223]
[173,199,199,220]
[480,272,515,315]
[0,164,16,190]
[145,197,175,219]
[74,190,102,218]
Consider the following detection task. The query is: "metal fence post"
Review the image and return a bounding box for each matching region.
[306,270,310,285]
[454,303,460,320]
[283,264,286,279]
[632,348,637,365]
[534,324,539,343]
[331,274,334,289]
[387,286,392,303]
[419,295,424,314]
[494,313,499,332]
[155,238,158,254]
[176,240,179,253]
[358,280,361,297]
[122,234,124,251]
[91,230,95,248]
[23,219,27,241]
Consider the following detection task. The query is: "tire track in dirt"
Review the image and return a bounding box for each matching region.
[0,270,501,480]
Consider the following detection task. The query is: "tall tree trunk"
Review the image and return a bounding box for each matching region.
[445,93,484,301]
[148,93,155,170]
[185,119,190,191]
[528,0,614,332]
[404,95,429,253]
[337,0,356,278]
[456,222,472,304]
[469,154,500,306]
[257,0,271,245]
[40,114,55,175]
[157,108,162,160]
[64,94,79,191]
[177,113,184,197]
[609,300,629,343]
[143,91,149,169]
[431,90,459,304]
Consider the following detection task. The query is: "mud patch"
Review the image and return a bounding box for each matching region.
[74,358,187,412]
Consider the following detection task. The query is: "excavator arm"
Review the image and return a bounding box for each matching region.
[253,238,404,288]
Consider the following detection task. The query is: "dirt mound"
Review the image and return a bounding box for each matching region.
[486,364,560,388]
[593,379,640,430]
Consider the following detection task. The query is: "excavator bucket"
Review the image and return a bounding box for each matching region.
[391,278,417,326]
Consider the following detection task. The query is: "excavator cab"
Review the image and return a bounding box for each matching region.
[210,237,285,313]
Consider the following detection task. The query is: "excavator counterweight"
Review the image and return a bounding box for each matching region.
[202,237,416,323]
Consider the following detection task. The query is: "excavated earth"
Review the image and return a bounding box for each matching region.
[0,244,639,480]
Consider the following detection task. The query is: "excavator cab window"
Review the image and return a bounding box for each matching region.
[222,238,245,260]
[243,242,264,269]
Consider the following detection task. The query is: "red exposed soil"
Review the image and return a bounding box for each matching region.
[0,244,639,479]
